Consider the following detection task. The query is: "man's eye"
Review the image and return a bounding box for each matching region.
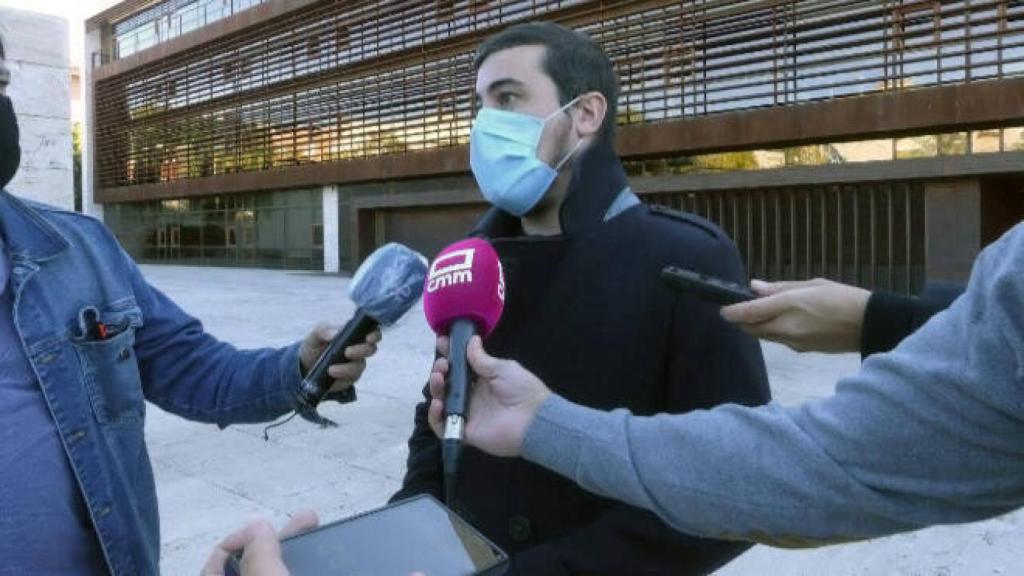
[498,93,517,107]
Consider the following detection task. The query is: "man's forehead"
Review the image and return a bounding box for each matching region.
[475,44,547,93]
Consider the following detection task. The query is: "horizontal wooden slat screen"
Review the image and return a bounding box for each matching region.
[94,0,1024,190]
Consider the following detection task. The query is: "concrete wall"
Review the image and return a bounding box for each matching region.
[0,7,73,210]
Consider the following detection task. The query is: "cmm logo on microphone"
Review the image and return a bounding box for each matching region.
[427,248,475,293]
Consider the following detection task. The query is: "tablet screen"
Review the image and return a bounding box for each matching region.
[279,495,505,575]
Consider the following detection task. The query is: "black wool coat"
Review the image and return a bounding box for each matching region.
[394,141,771,575]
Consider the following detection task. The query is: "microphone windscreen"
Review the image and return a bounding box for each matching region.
[423,238,505,337]
[349,243,429,325]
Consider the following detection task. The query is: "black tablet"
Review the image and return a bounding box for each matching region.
[228,495,508,576]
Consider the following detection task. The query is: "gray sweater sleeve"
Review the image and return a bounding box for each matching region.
[522,223,1024,547]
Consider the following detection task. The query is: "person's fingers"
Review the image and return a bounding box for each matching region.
[300,324,340,374]
[720,292,794,325]
[466,336,500,378]
[365,329,383,346]
[740,316,809,352]
[427,398,444,438]
[201,519,276,575]
[200,542,234,576]
[432,357,449,376]
[201,515,304,576]
[328,360,365,380]
[343,343,377,361]
[749,279,821,297]
[748,279,774,296]
[222,521,271,555]
[279,510,318,539]
[734,321,776,341]
[428,371,445,400]
[313,323,339,343]
[436,336,450,358]
[238,521,287,576]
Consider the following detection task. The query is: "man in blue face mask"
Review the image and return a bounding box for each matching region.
[394,22,771,575]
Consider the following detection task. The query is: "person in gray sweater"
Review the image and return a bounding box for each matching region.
[421,221,1024,547]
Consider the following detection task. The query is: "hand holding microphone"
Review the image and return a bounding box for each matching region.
[298,326,381,395]
[296,243,428,428]
[426,336,550,460]
[422,238,505,503]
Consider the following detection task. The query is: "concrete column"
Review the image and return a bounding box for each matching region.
[0,8,73,210]
[924,179,981,283]
[323,184,340,273]
[81,27,104,219]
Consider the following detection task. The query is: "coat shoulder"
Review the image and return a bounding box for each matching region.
[641,204,730,246]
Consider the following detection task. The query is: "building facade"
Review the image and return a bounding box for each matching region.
[86,0,1024,290]
[1,6,74,210]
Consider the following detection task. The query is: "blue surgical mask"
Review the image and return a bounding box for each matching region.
[469,97,582,216]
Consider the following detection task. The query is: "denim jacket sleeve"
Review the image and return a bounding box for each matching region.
[125,254,302,426]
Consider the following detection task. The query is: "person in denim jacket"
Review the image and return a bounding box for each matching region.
[0,37,378,576]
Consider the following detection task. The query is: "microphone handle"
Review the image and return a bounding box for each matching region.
[444,318,477,419]
[443,318,477,504]
[298,309,378,418]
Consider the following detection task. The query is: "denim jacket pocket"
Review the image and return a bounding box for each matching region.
[74,307,146,425]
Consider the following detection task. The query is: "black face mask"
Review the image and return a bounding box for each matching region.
[0,95,21,190]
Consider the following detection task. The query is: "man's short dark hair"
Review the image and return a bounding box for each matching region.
[475,22,619,143]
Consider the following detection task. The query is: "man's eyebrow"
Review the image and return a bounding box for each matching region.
[476,78,526,99]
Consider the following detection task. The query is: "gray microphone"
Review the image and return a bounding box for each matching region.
[297,243,428,427]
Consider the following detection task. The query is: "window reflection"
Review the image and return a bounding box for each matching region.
[115,0,267,59]
[623,126,1024,176]
[105,190,323,270]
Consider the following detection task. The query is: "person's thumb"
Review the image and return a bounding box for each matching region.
[313,323,338,344]
[749,279,775,296]
[750,279,821,297]
[721,294,789,325]
[467,336,500,378]
[239,522,288,576]
[279,510,318,539]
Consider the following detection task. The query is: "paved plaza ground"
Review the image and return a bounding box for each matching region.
[139,265,1019,575]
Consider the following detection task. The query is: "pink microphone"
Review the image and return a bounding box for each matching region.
[422,238,505,503]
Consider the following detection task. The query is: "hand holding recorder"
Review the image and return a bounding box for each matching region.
[660,266,871,354]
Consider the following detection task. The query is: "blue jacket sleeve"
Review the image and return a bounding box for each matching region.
[126,257,302,426]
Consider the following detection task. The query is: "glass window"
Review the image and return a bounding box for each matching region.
[895,136,938,160]
[937,132,968,156]
[831,139,893,163]
[971,129,1002,154]
[107,189,323,270]
[1004,127,1024,152]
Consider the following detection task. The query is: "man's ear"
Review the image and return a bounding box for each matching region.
[572,91,607,139]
